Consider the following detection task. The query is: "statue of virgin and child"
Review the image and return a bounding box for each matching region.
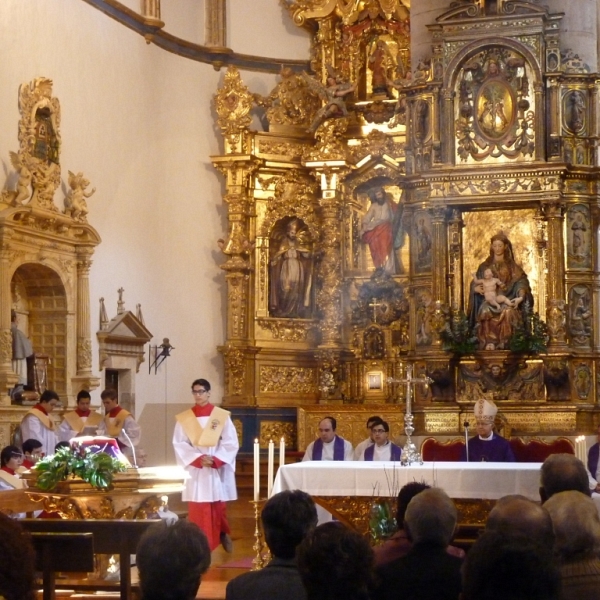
[468,232,533,350]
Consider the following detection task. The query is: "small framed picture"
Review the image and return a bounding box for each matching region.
[367,371,383,390]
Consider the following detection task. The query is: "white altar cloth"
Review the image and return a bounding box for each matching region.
[273,461,543,501]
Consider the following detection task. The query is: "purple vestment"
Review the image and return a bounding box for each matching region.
[460,433,515,462]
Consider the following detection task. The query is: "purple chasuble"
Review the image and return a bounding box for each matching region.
[312,435,345,461]
[364,442,402,461]
[460,433,515,462]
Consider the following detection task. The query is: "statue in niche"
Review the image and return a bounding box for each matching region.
[570,211,589,259]
[414,100,430,143]
[568,286,592,346]
[415,216,432,269]
[30,79,60,164]
[363,325,385,359]
[361,187,403,275]
[269,217,313,319]
[368,39,391,96]
[468,232,533,350]
[567,91,585,133]
[11,310,33,386]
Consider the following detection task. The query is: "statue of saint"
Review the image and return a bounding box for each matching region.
[361,187,403,275]
[468,233,533,350]
[269,218,313,319]
[11,310,33,385]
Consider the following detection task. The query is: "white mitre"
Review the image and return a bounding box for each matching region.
[473,399,498,423]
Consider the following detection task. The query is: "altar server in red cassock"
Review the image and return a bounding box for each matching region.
[173,378,239,552]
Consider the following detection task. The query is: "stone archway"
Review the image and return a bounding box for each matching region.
[12,263,68,397]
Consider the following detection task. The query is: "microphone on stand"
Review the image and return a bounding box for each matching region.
[463,421,470,462]
[121,429,138,469]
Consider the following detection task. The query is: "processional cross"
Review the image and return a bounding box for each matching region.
[388,364,433,465]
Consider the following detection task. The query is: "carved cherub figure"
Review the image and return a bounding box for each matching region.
[64,171,96,220]
[9,151,32,205]
[302,67,357,134]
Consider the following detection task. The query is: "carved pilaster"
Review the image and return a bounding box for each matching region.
[543,200,567,347]
[447,209,463,310]
[533,82,545,162]
[76,254,93,375]
[0,242,18,398]
[140,0,164,28]
[441,89,454,166]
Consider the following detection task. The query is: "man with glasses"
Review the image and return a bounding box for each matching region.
[173,378,239,553]
[358,420,401,461]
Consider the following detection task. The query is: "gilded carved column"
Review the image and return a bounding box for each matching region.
[76,253,93,376]
[441,89,454,165]
[0,242,18,399]
[533,82,545,162]
[430,204,448,304]
[543,200,567,346]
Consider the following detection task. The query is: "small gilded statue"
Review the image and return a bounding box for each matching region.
[9,151,32,205]
[302,67,356,134]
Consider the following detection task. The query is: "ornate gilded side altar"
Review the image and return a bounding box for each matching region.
[0,466,186,519]
[212,0,600,451]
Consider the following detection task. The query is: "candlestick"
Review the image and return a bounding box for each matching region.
[279,436,285,471]
[267,440,275,498]
[253,438,260,502]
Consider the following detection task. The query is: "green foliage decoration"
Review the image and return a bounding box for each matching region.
[34,446,127,492]
[440,310,478,356]
[508,300,549,355]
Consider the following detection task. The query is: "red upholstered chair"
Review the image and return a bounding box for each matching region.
[509,437,574,463]
[421,437,465,462]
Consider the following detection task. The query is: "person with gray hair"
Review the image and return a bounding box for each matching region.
[539,453,590,503]
[375,488,462,600]
[486,494,554,548]
[544,490,600,600]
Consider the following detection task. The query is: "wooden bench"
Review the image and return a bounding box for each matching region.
[21,519,160,600]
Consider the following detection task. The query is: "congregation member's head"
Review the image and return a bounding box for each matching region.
[371,420,390,447]
[396,481,430,526]
[405,487,457,547]
[191,379,211,406]
[0,513,36,600]
[540,453,590,503]
[462,531,561,600]
[54,441,71,452]
[544,490,600,563]
[297,521,374,600]
[486,494,554,548]
[22,438,43,464]
[137,520,211,600]
[317,417,337,444]
[100,388,119,412]
[39,389,59,413]
[76,389,92,411]
[262,490,317,559]
[1,445,23,470]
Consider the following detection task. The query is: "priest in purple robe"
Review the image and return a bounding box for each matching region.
[460,399,515,462]
[302,416,353,461]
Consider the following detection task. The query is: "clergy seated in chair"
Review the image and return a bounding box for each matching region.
[460,399,515,462]
[421,438,465,462]
[509,437,574,463]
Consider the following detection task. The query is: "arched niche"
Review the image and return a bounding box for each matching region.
[11,263,68,397]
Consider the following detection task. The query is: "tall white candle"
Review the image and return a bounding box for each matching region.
[253,438,260,502]
[267,439,275,498]
[279,436,285,470]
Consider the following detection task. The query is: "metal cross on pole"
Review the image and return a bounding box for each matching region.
[387,364,432,465]
[368,297,383,323]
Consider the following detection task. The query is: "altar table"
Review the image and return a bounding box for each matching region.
[273,461,543,533]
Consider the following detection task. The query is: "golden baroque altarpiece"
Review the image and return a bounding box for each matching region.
[0,78,101,447]
[212,0,600,449]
